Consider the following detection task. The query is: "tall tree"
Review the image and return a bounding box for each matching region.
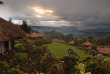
[21,21,32,33]
[0,1,4,5]
[9,17,13,23]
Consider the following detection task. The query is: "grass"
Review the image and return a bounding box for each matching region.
[47,42,92,61]
[15,52,28,59]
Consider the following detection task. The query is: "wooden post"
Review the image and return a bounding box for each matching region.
[9,41,12,50]
[0,42,5,54]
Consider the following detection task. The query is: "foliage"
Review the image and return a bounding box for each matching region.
[15,38,37,52]
[0,62,9,73]
[91,45,97,50]
[96,35,110,46]
[89,50,96,56]
[86,54,110,74]
[64,33,74,42]
[74,37,87,46]
[44,30,74,42]
[20,21,32,33]
[9,17,13,22]
[35,38,52,46]
[75,63,91,74]
[62,51,79,74]
[0,38,110,73]
[14,38,56,73]
[15,53,28,59]
[8,67,20,73]
[0,1,4,4]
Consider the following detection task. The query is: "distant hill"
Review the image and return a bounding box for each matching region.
[29,26,110,38]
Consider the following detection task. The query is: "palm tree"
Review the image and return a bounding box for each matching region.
[0,1,4,5]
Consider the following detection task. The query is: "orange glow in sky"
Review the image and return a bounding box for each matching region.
[33,7,53,14]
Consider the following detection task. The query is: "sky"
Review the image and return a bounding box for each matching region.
[0,0,110,30]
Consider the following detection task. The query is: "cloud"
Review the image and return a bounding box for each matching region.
[1,0,110,30]
[39,21,71,27]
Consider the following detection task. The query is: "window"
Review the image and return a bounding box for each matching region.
[4,41,9,51]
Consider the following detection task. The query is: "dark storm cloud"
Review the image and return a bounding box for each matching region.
[1,0,110,29]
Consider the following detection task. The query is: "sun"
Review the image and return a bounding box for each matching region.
[33,7,45,14]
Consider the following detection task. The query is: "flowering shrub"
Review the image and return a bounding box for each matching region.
[61,49,80,74]
[86,54,110,74]
[93,54,104,61]
[67,48,79,60]
[89,50,96,56]
[67,48,78,55]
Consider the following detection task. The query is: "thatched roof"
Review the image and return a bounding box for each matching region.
[69,40,74,45]
[28,32,37,38]
[0,17,26,41]
[52,39,66,43]
[59,40,66,43]
[52,39,59,42]
[28,32,45,38]
[97,47,110,54]
[88,46,92,50]
[36,33,45,38]
[26,33,30,37]
[82,41,92,46]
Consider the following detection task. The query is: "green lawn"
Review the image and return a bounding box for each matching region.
[47,42,92,61]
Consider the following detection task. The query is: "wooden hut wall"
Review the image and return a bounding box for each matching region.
[9,41,12,50]
[0,42,5,54]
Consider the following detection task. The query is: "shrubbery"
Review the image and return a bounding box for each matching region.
[0,38,110,74]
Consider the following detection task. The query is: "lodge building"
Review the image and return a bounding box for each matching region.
[0,17,26,54]
[69,40,74,45]
[26,32,45,39]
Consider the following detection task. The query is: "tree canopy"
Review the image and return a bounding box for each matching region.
[20,21,32,33]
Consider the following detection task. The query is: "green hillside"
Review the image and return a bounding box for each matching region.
[47,42,92,61]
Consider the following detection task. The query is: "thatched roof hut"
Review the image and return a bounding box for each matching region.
[52,39,59,42]
[69,40,74,45]
[97,47,110,54]
[28,32,38,38]
[52,39,66,43]
[82,40,92,46]
[0,17,26,54]
[26,33,30,38]
[0,17,26,41]
[36,33,45,38]
[59,40,66,43]
[28,32,45,39]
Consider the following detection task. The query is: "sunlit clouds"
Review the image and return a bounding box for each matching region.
[36,15,43,18]
[31,6,70,27]
[39,21,71,27]
[11,6,70,27]
[33,7,53,15]
[32,7,54,19]
[2,0,110,29]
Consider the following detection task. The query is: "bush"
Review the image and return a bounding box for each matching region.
[86,54,110,74]
[0,62,9,73]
